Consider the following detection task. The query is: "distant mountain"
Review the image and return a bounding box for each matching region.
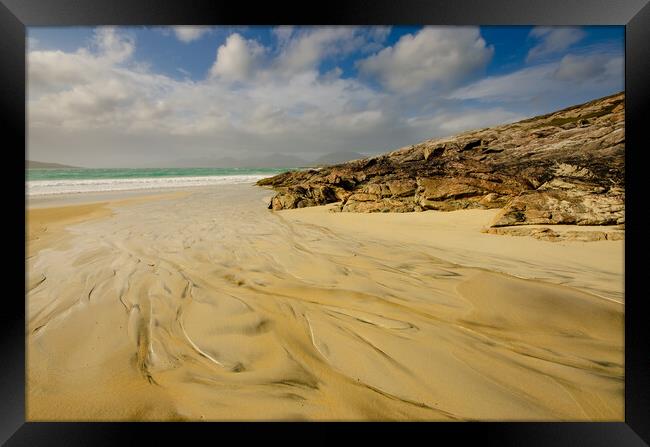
[171,156,242,168]
[310,151,367,166]
[27,160,79,169]
[257,153,308,168]
[171,153,308,168]
[166,152,373,169]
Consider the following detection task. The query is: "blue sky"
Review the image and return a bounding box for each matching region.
[27,26,624,167]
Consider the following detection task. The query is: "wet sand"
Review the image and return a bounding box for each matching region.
[26,184,624,421]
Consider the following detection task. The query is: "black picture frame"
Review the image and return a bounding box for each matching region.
[2,0,648,445]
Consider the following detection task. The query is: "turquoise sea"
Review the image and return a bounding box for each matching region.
[26,167,296,196]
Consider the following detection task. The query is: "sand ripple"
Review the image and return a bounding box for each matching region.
[26,185,623,421]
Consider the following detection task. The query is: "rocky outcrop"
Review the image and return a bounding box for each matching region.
[258,92,625,228]
[483,225,625,242]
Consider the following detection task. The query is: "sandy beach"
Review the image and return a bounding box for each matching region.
[26,184,624,421]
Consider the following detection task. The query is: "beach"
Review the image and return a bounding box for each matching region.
[26,183,624,421]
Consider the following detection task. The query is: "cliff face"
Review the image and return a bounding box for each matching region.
[257,92,624,228]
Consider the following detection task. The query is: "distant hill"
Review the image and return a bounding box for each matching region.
[170,156,245,168]
[169,152,370,169]
[171,153,308,168]
[310,151,367,166]
[257,153,308,168]
[27,160,79,169]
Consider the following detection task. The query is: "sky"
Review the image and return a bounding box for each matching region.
[27,25,624,168]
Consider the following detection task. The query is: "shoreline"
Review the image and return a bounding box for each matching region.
[27,190,190,256]
[27,186,205,209]
[25,184,624,421]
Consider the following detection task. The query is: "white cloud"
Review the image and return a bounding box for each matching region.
[449,51,623,107]
[28,28,401,166]
[28,27,135,94]
[29,50,104,91]
[209,33,266,80]
[272,26,294,48]
[172,26,211,43]
[209,27,392,82]
[264,26,391,77]
[357,26,493,93]
[92,27,135,63]
[553,53,619,82]
[275,27,363,73]
[526,27,586,62]
[321,66,343,82]
[407,107,525,137]
[27,26,623,168]
[450,64,556,102]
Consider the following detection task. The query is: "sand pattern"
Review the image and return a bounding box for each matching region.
[26,185,623,421]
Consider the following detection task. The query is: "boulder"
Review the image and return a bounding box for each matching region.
[269,185,339,210]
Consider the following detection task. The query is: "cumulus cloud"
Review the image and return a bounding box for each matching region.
[27,26,623,168]
[277,27,355,72]
[92,27,135,63]
[28,27,135,95]
[357,27,493,93]
[210,33,266,80]
[210,27,392,82]
[273,26,389,75]
[29,50,104,92]
[28,27,400,166]
[526,27,586,62]
[172,26,211,43]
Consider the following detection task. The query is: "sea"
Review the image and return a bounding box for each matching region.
[26,167,295,196]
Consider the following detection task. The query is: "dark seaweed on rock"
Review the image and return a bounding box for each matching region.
[257,92,625,228]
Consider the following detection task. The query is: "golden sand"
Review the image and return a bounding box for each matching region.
[26,185,624,421]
